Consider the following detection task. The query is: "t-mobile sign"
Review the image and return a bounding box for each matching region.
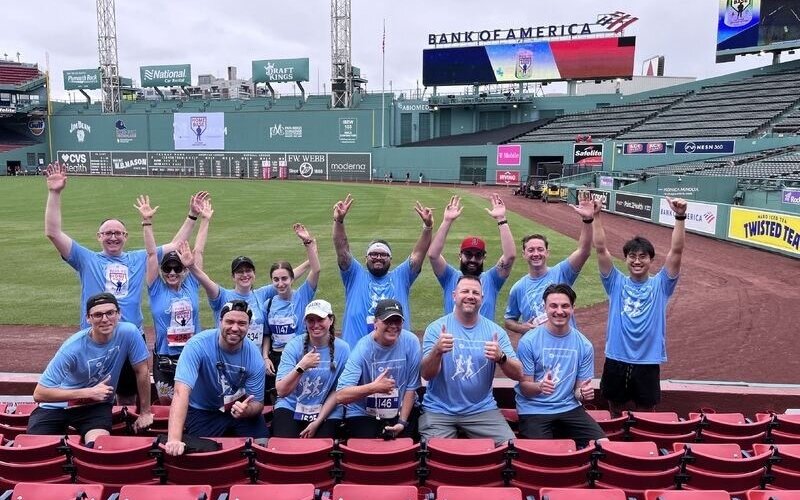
[497,144,521,166]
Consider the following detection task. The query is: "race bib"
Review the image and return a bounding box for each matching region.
[220,388,246,413]
[366,388,400,419]
[272,332,295,346]
[293,402,321,422]
[245,323,263,347]
[166,325,194,347]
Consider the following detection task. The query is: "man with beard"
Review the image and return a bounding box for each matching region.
[427,194,516,319]
[420,275,522,446]
[503,190,596,346]
[164,300,268,456]
[332,194,433,348]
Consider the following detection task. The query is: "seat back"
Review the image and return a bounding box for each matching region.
[228,483,317,500]
[436,485,523,499]
[338,438,420,485]
[9,482,105,500]
[540,487,626,499]
[643,490,730,499]
[330,484,418,499]
[117,484,213,499]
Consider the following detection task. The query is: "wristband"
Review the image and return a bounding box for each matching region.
[422,225,433,230]
[497,220,508,226]
[582,218,594,224]
[303,239,314,246]
[397,418,409,428]
[674,214,687,221]
[141,222,152,227]
[334,218,343,224]
[187,214,198,221]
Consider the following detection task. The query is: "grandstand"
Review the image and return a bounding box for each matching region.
[0,61,47,174]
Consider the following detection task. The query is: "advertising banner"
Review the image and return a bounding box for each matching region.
[173,113,225,150]
[728,207,800,255]
[674,140,735,154]
[328,153,371,180]
[622,141,667,155]
[716,0,800,58]
[598,176,613,188]
[495,170,521,185]
[140,64,191,87]
[615,192,653,220]
[251,58,310,83]
[496,145,521,166]
[286,152,326,180]
[63,69,101,90]
[782,189,800,206]
[111,152,148,176]
[573,143,604,165]
[658,199,718,235]
[589,189,610,211]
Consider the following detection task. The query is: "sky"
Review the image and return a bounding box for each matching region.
[2,0,799,101]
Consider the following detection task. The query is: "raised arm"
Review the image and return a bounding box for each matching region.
[177,240,220,300]
[592,199,613,276]
[135,195,160,286]
[566,189,595,273]
[332,194,354,271]
[421,324,453,381]
[664,197,687,278]
[409,201,434,274]
[428,195,462,277]
[43,162,74,258]
[163,191,208,254]
[192,196,214,271]
[487,193,516,278]
[294,223,320,289]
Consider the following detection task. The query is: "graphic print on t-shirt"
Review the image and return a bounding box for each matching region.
[167,297,194,347]
[621,281,654,318]
[105,263,130,297]
[85,345,121,386]
[366,280,394,332]
[542,347,578,386]
[450,338,489,382]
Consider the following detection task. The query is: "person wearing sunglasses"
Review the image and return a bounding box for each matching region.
[28,292,153,445]
[427,193,516,320]
[43,161,208,405]
[136,194,213,404]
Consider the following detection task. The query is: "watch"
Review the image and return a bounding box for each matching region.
[295,365,305,374]
[498,353,508,365]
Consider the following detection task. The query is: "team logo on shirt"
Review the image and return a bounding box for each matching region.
[621,282,654,318]
[85,346,120,386]
[105,263,130,297]
[542,348,578,386]
[451,339,490,382]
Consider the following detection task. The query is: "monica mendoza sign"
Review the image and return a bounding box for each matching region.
[63,69,101,90]
[252,58,310,83]
[615,192,653,220]
[573,143,604,165]
[140,64,191,87]
[728,207,800,256]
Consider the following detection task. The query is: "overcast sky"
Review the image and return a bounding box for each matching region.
[2,0,799,100]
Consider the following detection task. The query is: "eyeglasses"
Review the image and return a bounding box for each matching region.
[461,251,486,260]
[626,254,651,262]
[162,265,184,274]
[99,231,127,238]
[89,310,118,320]
[367,252,391,259]
[234,268,254,275]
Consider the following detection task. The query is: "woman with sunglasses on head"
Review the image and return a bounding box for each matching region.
[273,300,350,438]
[137,194,213,404]
[263,223,320,404]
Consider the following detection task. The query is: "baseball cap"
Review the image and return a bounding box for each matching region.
[85,292,119,315]
[231,256,255,273]
[304,299,333,319]
[220,299,253,321]
[160,251,182,268]
[375,299,404,322]
[460,236,486,253]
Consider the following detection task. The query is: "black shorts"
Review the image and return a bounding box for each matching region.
[27,403,113,438]
[600,358,661,408]
[264,349,283,404]
[518,406,606,448]
[270,407,340,438]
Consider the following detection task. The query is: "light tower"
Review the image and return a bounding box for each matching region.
[330,0,352,108]
[97,0,121,113]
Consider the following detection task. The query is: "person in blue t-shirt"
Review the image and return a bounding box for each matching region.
[137,194,213,404]
[44,162,207,404]
[593,197,687,417]
[263,223,320,404]
[336,299,422,439]
[420,275,523,446]
[273,299,350,438]
[332,193,433,347]
[428,193,516,321]
[28,293,153,445]
[516,284,605,447]
[165,300,268,456]
[504,190,597,346]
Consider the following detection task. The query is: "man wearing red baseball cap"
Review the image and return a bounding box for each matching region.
[427,193,516,319]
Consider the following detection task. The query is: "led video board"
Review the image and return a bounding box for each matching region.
[716,0,800,60]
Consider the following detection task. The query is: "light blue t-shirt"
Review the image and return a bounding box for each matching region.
[66,241,163,329]
[265,281,316,351]
[504,260,579,328]
[209,285,276,350]
[438,264,507,320]
[39,321,149,409]
[175,329,266,411]
[602,266,679,364]
[336,330,422,419]
[275,334,351,420]
[422,313,516,416]
[148,274,201,356]
[515,325,594,415]
[340,258,418,348]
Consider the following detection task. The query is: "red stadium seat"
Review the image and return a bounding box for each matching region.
[747,490,800,499]
[115,484,213,499]
[68,435,159,493]
[508,439,592,497]
[422,438,507,489]
[690,412,770,450]
[673,442,771,495]
[330,484,419,499]
[226,483,318,500]
[160,437,250,497]
[0,434,79,490]
[2,481,105,499]
[436,485,524,499]
[592,441,684,498]
[643,490,729,499]
[250,437,335,489]
[754,444,800,490]
[758,413,800,444]
[337,438,420,485]
[539,487,625,499]
[0,402,38,426]
[625,412,702,449]
[587,410,626,440]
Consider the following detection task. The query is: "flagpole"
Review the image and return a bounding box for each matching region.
[381,19,385,149]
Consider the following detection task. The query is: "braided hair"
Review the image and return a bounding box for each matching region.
[303,315,337,372]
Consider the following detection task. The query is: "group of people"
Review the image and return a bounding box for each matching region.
[29,161,688,452]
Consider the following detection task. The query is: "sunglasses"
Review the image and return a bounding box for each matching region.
[462,251,486,260]
[162,265,184,274]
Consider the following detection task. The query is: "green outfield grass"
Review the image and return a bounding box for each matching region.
[0,176,608,329]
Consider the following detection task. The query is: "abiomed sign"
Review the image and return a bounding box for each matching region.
[140,64,191,87]
[63,69,101,90]
[252,58,310,83]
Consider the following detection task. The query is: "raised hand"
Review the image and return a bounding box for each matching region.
[485,193,507,221]
[371,368,396,394]
[484,332,503,362]
[414,201,434,227]
[176,241,195,267]
[300,346,321,370]
[436,324,454,355]
[333,194,354,222]
[45,161,68,193]
[294,223,312,241]
[134,195,159,220]
[231,394,254,419]
[197,197,214,220]
[571,189,595,219]
[666,197,688,216]
[539,371,555,395]
[443,195,463,222]
[190,191,210,216]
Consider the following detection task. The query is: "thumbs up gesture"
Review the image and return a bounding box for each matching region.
[576,379,594,402]
[484,332,502,361]
[87,375,114,402]
[539,371,556,395]
[300,345,322,370]
[371,368,396,394]
[231,394,255,419]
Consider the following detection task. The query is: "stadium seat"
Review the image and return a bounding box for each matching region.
[592,441,684,498]
[0,434,78,490]
[249,437,335,489]
[337,438,420,485]
[758,413,800,444]
[643,490,729,499]
[0,481,105,499]
[507,439,592,496]
[587,410,626,440]
[113,484,213,499]
[746,491,800,499]
[224,483,318,500]
[625,412,702,448]
[126,405,170,436]
[436,485,524,499]
[0,402,37,426]
[67,435,159,492]
[673,442,771,494]
[159,437,250,497]
[421,438,507,489]
[539,487,625,499]
[329,484,419,499]
[690,412,770,450]
[754,444,800,489]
